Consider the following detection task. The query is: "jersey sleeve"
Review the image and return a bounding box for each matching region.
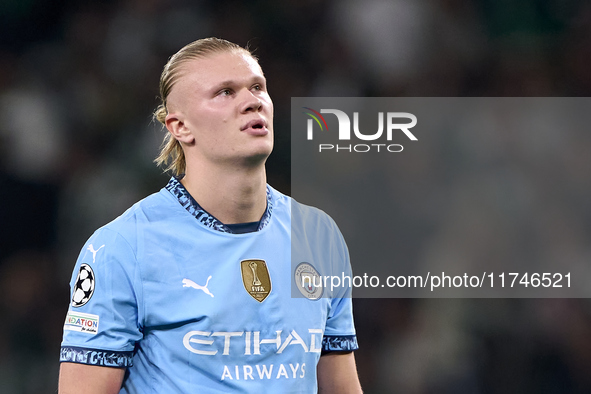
[60,227,143,368]
[322,214,359,353]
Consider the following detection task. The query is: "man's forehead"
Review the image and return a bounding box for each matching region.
[179,51,264,84]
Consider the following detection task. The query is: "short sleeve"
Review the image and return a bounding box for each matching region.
[60,227,143,367]
[322,215,359,353]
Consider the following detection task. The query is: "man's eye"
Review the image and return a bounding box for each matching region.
[220,89,232,96]
[252,84,262,91]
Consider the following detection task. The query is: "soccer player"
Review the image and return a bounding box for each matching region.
[59,37,362,393]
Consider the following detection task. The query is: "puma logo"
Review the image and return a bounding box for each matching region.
[182,277,214,298]
[87,244,105,264]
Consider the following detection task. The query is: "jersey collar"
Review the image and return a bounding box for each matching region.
[165,176,273,233]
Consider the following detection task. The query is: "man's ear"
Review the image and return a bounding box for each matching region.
[165,112,195,144]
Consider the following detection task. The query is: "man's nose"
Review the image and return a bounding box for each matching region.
[239,89,263,113]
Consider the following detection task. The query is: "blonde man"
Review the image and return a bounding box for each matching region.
[59,38,361,393]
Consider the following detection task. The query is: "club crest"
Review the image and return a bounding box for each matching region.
[294,262,323,300]
[240,259,271,302]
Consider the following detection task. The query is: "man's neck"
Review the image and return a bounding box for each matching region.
[181,163,268,225]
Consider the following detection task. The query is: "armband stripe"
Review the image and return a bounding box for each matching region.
[321,335,359,353]
[60,346,134,367]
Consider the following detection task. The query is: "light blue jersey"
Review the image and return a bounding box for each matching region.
[61,177,358,393]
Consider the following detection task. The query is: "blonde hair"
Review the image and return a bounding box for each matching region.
[153,37,256,175]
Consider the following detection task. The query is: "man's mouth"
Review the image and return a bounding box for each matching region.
[241,119,268,132]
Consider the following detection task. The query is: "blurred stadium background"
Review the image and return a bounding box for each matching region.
[1,0,591,392]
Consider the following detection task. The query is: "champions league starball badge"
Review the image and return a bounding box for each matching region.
[294,262,323,300]
[72,264,95,307]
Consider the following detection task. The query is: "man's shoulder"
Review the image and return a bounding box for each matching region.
[267,183,289,202]
[267,185,328,219]
[289,194,339,230]
[99,187,176,236]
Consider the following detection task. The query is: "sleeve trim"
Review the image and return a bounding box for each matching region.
[60,346,133,367]
[321,335,359,353]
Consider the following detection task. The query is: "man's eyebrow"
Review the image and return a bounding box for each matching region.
[212,80,235,89]
[210,76,266,91]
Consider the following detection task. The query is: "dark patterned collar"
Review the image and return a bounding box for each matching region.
[165,177,273,234]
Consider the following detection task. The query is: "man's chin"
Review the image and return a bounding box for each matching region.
[226,146,272,168]
[243,150,272,167]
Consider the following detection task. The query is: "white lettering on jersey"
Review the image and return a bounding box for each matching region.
[253,330,281,354]
[221,366,233,380]
[257,364,273,379]
[87,244,105,264]
[244,365,253,380]
[309,329,323,353]
[183,331,216,355]
[278,330,308,354]
[212,332,243,355]
[244,331,251,355]
[221,363,306,381]
[183,329,323,356]
[289,363,300,378]
[182,277,214,297]
[276,364,289,379]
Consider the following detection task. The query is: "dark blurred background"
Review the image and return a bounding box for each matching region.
[1,0,591,393]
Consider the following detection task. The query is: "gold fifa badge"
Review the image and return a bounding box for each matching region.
[240,259,272,302]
